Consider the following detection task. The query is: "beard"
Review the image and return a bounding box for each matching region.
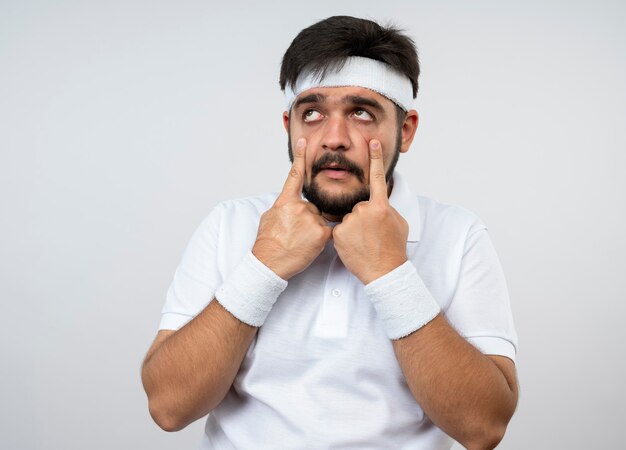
[302,152,369,216]
[287,132,401,217]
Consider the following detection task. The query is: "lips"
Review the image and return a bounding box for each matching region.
[322,163,350,172]
[311,153,365,182]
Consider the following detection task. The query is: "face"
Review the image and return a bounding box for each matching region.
[284,86,418,219]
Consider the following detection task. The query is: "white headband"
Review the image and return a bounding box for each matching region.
[284,56,414,112]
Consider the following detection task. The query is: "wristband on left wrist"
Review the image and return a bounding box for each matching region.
[364,260,441,340]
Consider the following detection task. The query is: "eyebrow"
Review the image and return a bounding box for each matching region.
[293,94,325,110]
[344,95,385,113]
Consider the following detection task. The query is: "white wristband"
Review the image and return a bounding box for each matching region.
[215,251,288,327]
[364,261,441,340]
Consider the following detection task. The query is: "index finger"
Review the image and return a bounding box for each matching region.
[278,137,306,201]
[368,139,389,202]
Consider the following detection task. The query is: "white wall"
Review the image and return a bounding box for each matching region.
[1,1,624,448]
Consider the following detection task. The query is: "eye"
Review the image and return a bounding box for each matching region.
[303,109,323,122]
[352,109,374,121]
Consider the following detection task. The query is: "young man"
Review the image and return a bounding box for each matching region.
[142,16,518,450]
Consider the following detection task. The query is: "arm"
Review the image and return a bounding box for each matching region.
[141,300,257,431]
[333,140,518,449]
[392,316,518,449]
[142,138,331,431]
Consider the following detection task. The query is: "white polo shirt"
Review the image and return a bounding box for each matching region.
[159,173,517,449]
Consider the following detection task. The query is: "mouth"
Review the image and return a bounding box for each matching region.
[311,153,365,182]
[322,162,350,171]
[320,163,353,180]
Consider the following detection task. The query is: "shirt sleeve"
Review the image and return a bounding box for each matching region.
[444,227,518,362]
[159,204,224,331]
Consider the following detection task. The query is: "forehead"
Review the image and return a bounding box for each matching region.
[293,86,396,111]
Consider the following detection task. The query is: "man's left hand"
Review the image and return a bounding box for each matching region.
[333,140,409,285]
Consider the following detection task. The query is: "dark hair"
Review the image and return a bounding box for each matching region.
[279,16,420,99]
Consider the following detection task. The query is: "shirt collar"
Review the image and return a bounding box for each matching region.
[389,172,422,242]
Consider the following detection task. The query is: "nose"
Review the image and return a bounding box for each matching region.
[321,115,350,151]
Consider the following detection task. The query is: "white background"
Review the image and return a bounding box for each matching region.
[1,0,625,449]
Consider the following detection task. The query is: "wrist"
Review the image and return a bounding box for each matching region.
[360,256,408,285]
[364,260,441,340]
[251,244,292,280]
[215,251,288,327]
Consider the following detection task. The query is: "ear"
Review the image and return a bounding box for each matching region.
[283,111,290,132]
[399,110,419,153]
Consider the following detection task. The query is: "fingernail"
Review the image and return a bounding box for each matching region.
[297,138,305,148]
[370,140,380,149]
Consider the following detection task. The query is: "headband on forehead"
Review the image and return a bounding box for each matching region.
[284,56,414,112]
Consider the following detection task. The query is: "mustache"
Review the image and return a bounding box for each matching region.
[311,153,365,182]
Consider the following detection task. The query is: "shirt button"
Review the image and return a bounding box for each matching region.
[331,289,342,298]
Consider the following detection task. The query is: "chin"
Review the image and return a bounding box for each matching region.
[302,180,369,217]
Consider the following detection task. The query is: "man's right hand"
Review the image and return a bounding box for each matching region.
[252,138,332,280]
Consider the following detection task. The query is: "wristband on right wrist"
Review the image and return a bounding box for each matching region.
[215,251,288,327]
[364,260,441,340]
